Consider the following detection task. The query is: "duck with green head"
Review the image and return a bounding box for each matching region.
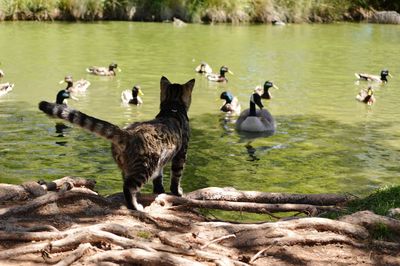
[236,87,276,133]
[220,91,241,115]
[207,66,233,82]
[121,85,144,105]
[258,81,280,100]
[87,63,120,76]
[355,69,392,83]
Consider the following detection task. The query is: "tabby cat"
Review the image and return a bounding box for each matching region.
[39,76,195,211]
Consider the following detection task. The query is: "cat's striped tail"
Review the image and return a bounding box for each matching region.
[39,101,126,145]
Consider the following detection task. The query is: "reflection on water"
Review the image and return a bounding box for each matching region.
[55,123,70,146]
[0,22,399,198]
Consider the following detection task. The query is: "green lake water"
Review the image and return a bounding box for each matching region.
[0,22,399,199]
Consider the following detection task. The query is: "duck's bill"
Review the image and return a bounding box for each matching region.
[59,80,65,84]
[228,70,234,75]
[139,89,144,96]
[273,84,280,90]
[118,68,122,72]
[389,73,393,77]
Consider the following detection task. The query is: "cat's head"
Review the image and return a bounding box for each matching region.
[160,76,195,111]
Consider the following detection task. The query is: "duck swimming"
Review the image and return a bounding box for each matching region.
[86,63,120,76]
[236,89,276,133]
[207,66,233,82]
[356,86,375,105]
[0,82,14,97]
[121,85,144,105]
[258,81,280,100]
[195,62,212,74]
[59,75,91,93]
[355,69,392,83]
[220,91,241,115]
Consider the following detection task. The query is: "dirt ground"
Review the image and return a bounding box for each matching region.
[0,179,399,265]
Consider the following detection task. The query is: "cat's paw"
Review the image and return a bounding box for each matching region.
[170,186,183,197]
[153,185,166,194]
[134,203,144,212]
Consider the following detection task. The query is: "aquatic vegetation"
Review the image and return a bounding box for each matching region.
[0,0,398,22]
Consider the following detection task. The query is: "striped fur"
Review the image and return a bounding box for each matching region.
[39,76,195,211]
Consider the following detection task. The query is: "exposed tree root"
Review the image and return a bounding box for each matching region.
[0,178,399,266]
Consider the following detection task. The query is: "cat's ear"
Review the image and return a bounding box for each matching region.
[181,78,195,109]
[160,76,171,103]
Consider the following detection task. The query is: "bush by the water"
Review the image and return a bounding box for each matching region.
[0,0,399,23]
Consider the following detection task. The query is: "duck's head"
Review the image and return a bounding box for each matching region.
[132,85,144,97]
[220,66,233,76]
[380,69,391,82]
[109,63,118,71]
[220,91,234,103]
[59,75,73,88]
[261,81,279,99]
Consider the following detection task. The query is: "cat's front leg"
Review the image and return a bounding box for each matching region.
[170,153,186,196]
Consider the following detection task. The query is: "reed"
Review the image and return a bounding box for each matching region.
[0,0,399,22]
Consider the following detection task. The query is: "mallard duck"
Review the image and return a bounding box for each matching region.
[207,66,233,82]
[355,69,392,83]
[236,90,276,133]
[258,81,280,100]
[195,62,212,74]
[220,91,241,115]
[0,82,14,97]
[59,75,90,93]
[56,89,72,105]
[86,63,120,76]
[121,85,144,105]
[356,86,375,105]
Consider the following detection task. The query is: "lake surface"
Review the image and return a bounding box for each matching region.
[0,22,399,198]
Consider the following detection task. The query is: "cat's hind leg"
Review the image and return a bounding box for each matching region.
[123,175,145,211]
[152,168,165,194]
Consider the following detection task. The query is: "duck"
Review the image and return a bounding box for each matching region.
[195,62,213,75]
[355,69,392,83]
[356,86,375,105]
[86,63,120,76]
[0,82,14,97]
[207,66,233,82]
[59,75,90,93]
[258,80,280,100]
[55,88,73,105]
[220,91,241,115]
[121,85,144,105]
[236,89,276,133]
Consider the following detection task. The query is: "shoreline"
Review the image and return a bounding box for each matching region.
[0,2,399,25]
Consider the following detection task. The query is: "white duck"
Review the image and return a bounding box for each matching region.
[121,85,144,105]
[236,90,276,133]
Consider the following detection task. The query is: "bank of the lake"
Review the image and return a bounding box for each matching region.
[0,0,399,24]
